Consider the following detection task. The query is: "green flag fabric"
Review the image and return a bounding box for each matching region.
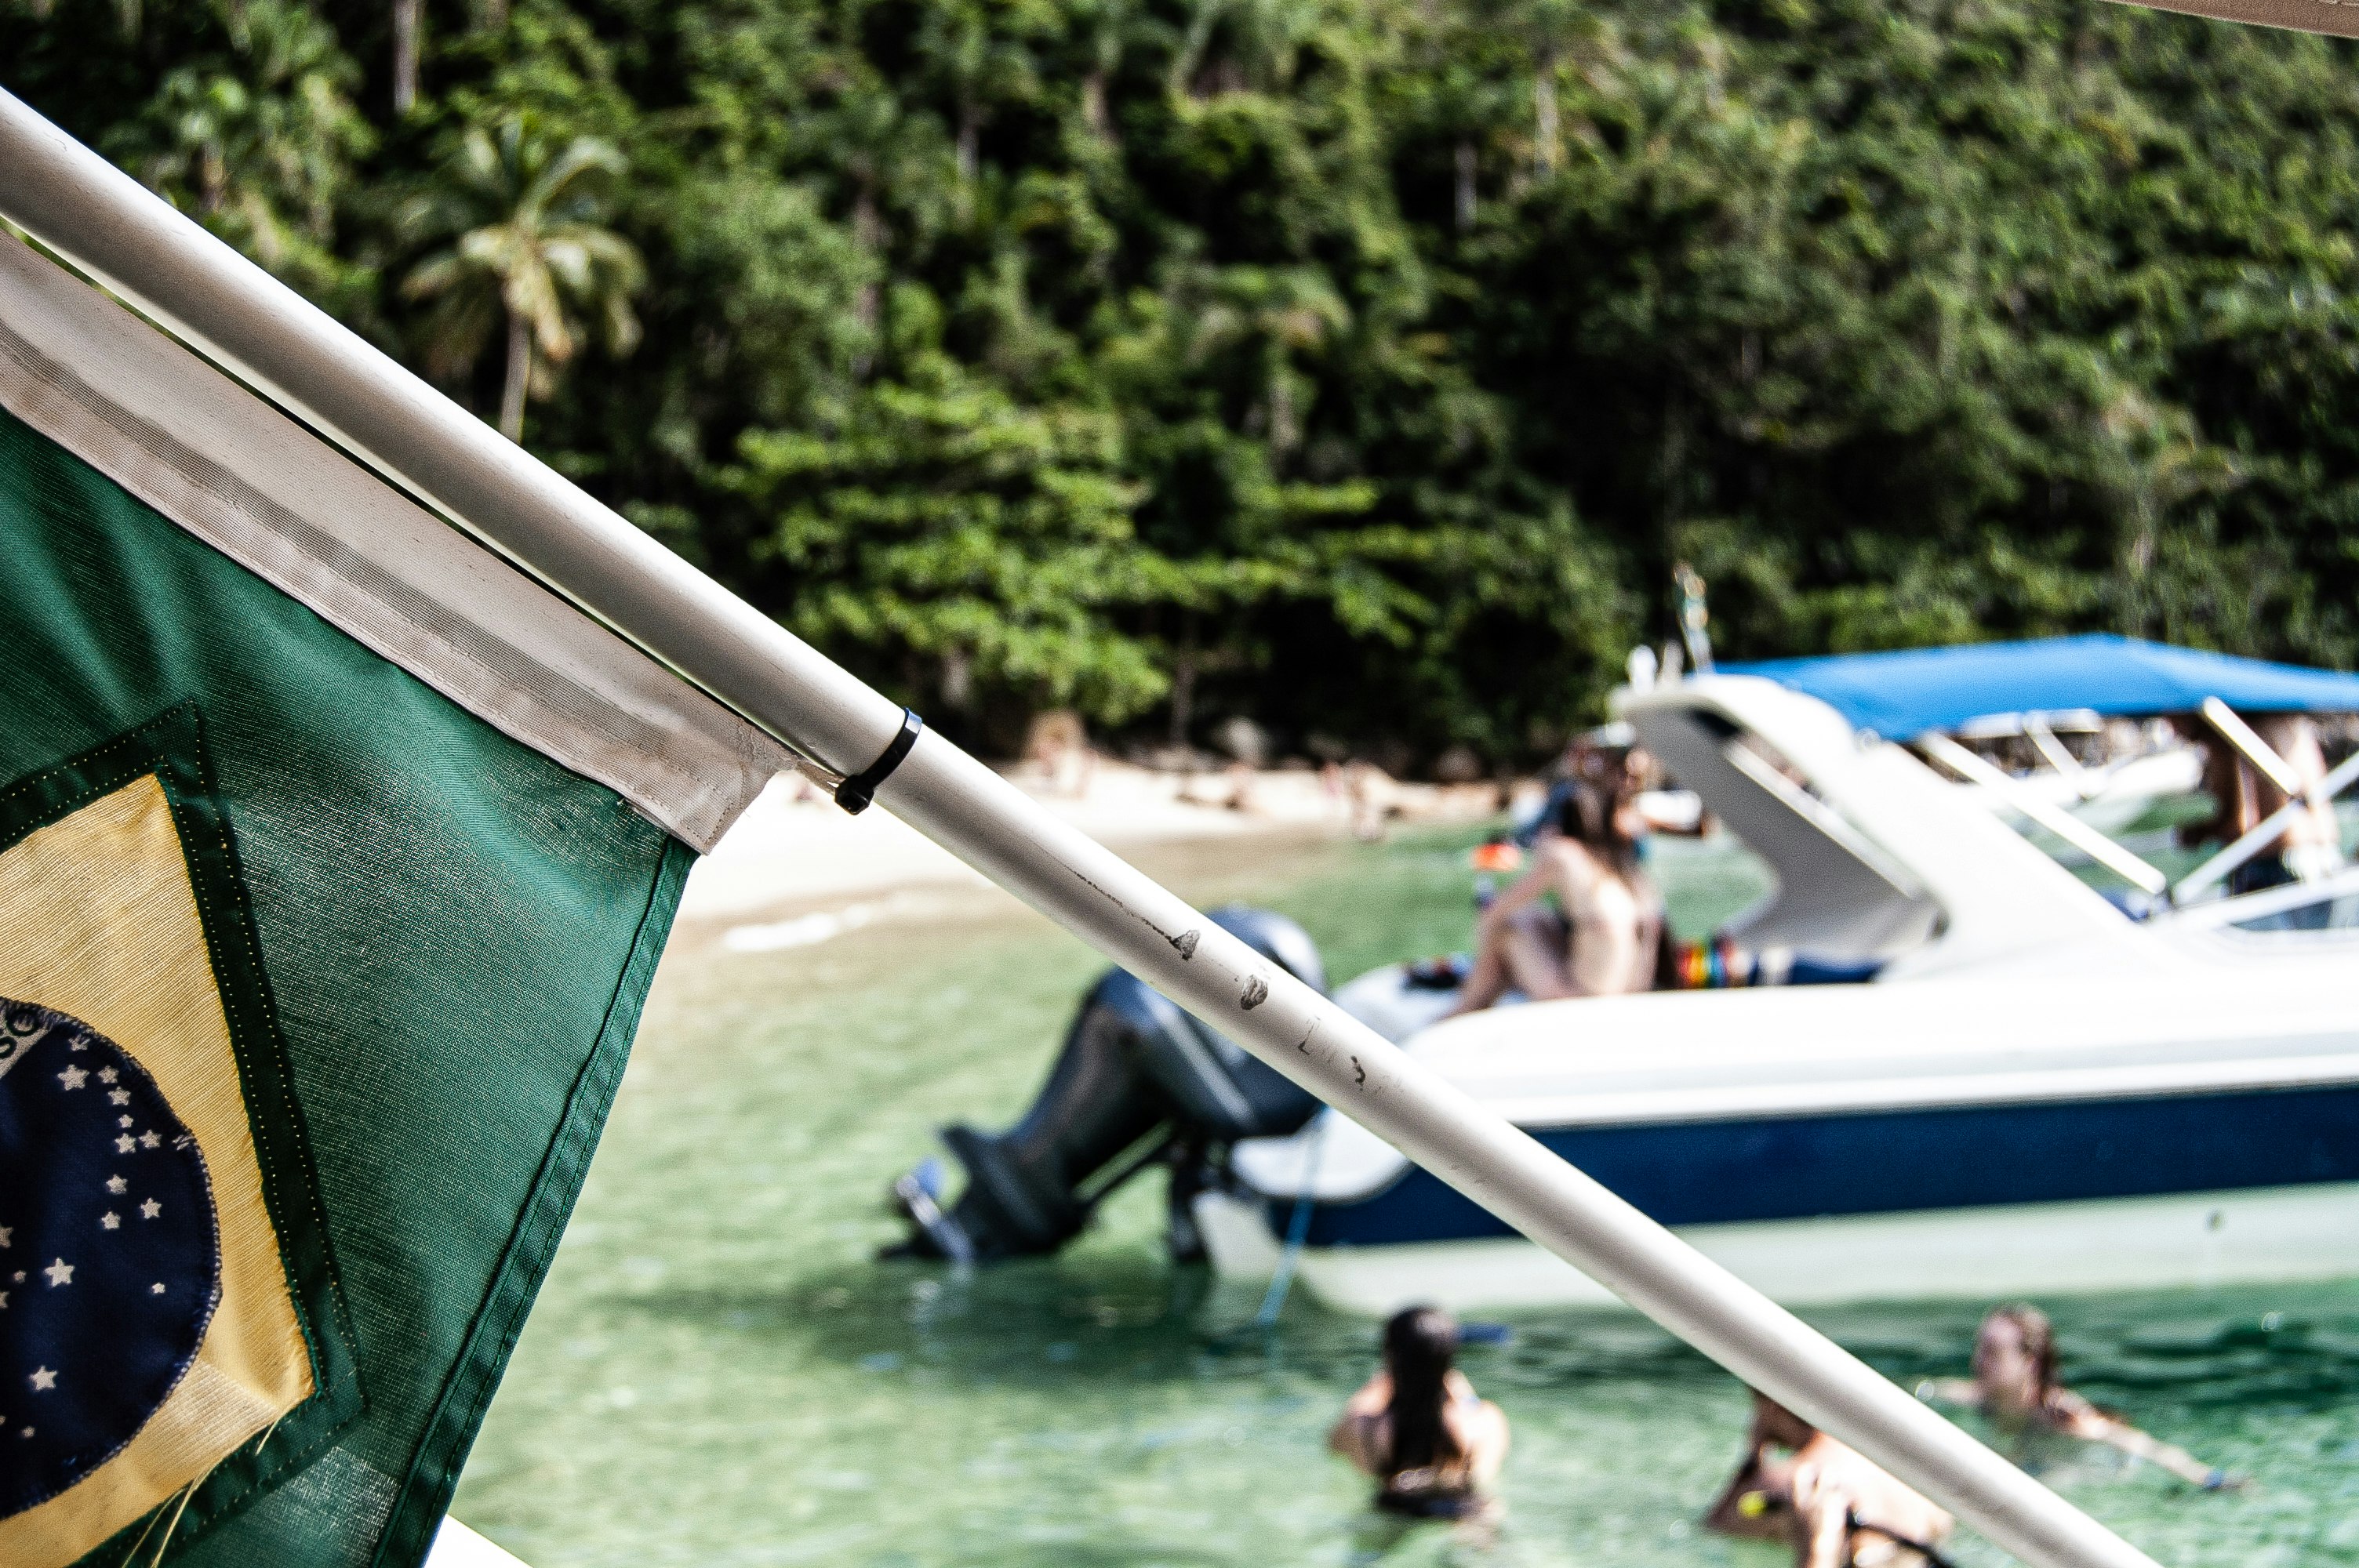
[0,236,791,1567]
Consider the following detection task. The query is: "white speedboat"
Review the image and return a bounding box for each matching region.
[1195,637,2359,1312]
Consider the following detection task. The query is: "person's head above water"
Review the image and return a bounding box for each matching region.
[1747,1390,1817,1453]
[1383,1305,1462,1469]
[1972,1304,2058,1417]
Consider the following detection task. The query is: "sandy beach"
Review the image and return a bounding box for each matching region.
[676,758,1510,941]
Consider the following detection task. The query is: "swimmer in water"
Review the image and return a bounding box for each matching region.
[1918,1305,2236,1489]
[1329,1305,1510,1520]
[1704,1392,1955,1568]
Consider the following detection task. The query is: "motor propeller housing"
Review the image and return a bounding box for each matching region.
[889,906,1325,1264]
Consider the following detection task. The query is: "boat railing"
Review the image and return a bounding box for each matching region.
[1925,695,2357,913]
[1915,731,2169,895]
[2164,862,2359,934]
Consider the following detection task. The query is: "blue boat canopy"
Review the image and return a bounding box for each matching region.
[1724,634,2359,738]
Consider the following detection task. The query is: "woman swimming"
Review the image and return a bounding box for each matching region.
[1329,1305,1510,1519]
[1704,1392,1955,1568]
[1919,1305,2234,1488]
[1444,750,1666,1015]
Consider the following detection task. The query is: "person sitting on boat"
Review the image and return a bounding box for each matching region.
[1918,1305,2234,1489]
[2183,713,2346,895]
[1329,1305,1510,1519]
[1444,758,1667,1014]
[1704,1391,1956,1568]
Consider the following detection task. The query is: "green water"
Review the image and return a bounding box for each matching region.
[454,828,2359,1567]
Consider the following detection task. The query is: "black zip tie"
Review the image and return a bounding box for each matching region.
[834,708,923,815]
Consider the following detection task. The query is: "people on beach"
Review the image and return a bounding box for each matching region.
[1329,1305,1510,1519]
[1020,709,1098,799]
[1704,1391,1956,1568]
[1443,748,1667,1014]
[1918,1305,2234,1489]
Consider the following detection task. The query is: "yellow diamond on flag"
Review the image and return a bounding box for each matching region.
[0,774,314,1568]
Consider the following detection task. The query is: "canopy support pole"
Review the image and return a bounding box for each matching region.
[0,87,2161,1568]
[1917,732,2168,897]
[2201,696,2304,797]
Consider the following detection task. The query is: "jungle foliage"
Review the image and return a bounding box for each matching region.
[7,0,2359,765]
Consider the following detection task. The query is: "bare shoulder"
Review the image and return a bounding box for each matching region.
[1542,838,1612,890]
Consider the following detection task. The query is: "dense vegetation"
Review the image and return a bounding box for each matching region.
[7,0,2359,767]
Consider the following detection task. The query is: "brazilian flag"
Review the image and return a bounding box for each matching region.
[0,224,788,1565]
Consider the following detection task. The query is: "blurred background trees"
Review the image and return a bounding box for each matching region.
[7,0,2359,768]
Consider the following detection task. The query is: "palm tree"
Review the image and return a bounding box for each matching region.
[392,0,420,114]
[399,119,645,441]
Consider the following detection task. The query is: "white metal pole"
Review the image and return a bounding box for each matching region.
[1917,731,2169,895]
[2201,696,2303,797]
[0,89,2161,1568]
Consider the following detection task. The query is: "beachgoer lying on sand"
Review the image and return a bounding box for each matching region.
[1705,1392,1956,1568]
[1918,1305,2234,1489]
[1444,759,1664,1015]
[1329,1305,1510,1519]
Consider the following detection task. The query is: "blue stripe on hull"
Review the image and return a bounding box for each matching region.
[1284,1085,2359,1247]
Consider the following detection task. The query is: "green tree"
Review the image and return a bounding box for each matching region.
[110,0,373,299]
[13,0,2359,769]
[398,117,645,441]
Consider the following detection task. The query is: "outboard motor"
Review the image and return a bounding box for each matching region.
[889,906,1325,1264]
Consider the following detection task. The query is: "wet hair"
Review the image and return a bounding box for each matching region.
[1747,1390,1816,1452]
[1383,1305,1463,1472]
[1983,1304,2059,1392]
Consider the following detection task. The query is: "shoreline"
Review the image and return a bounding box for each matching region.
[676,758,1512,931]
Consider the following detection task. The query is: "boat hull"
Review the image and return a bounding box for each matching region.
[1197,1181,2359,1313]
[1210,1080,2359,1312]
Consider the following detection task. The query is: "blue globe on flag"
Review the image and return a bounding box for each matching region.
[0,1000,220,1515]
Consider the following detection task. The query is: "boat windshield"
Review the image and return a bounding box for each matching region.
[1631,706,1943,962]
[1932,715,2359,916]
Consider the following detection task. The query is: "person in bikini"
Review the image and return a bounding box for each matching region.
[1918,1305,2234,1489]
[1444,750,1666,1015]
[1329,1305,1510,1521]
[1705,1392,1956,1568]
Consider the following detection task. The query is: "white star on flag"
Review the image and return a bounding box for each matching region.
[0,1225,10,1247]
[105,1176,127,1194]
[140,1199,162,1220]
[138,1131,161,1149]
[0,1290,9,1308]
[114,1135,135,1153]
[56,1065,86,1091]
[107,1088,129,1106]
[96,1067,118,1083]
[29,1367,56,1392]
[100,1212,120,1231]
[117,1116,132,1129]
[43,1259,73,1287]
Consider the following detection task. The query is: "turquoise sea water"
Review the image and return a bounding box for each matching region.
[454,826,2359,1567]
